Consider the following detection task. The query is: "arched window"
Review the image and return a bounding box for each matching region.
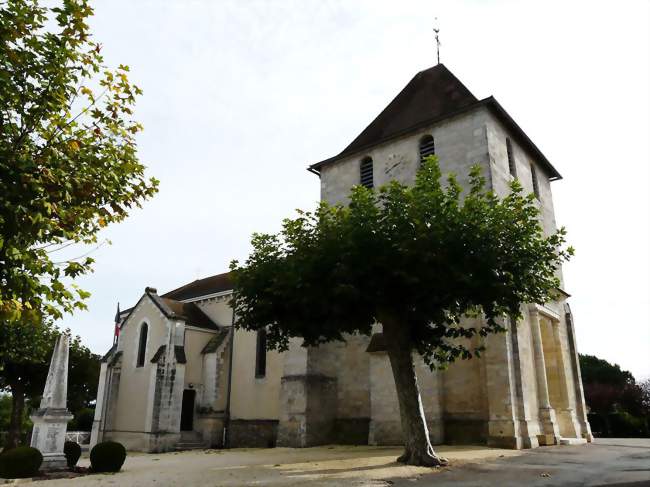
[137,323,148,367]
[419,135,435,165]
[506,137,517,178]
[255,329,267,378]
[359,156,373,189]
[530,164,540,200]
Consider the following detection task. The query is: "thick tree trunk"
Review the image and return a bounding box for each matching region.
[381,315,448,467]
[5,381,26,450]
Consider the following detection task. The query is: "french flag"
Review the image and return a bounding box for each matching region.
[114,303,121,344]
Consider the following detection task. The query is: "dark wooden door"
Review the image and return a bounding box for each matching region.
[180,389,196,431]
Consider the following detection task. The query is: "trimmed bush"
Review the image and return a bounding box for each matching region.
[0,446,43,478]
[64,441,82,468]
[89,441,126,473]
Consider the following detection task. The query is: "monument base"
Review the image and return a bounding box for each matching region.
[41,453,68,471]
[30,408,73,472]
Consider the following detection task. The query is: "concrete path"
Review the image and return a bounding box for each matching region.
[394,438,650,487]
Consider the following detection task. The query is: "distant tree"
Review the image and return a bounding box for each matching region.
[580,354,635,387]
[0,394,30,435]
[0,0,158,327]
[579,354,645,414]
[0,322,99,449]
[231,157,571,466]
[640,379,650,411]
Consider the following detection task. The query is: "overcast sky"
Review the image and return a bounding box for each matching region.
[60,0,649,380]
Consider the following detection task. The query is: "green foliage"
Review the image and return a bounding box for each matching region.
[66,345,101,415]
[69,407,94,431]
[0,394,30,432]
[0,0,158,325]
[0,322,99,448]
[579,354,649,436]
[90,441,126,473]
[588,412,649,438]
[63,441,81,468]
[0,446,43,478]
[579,354,635,387]
[231,157,572,368]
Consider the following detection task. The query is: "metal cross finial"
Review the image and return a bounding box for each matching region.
[433,18,441,64]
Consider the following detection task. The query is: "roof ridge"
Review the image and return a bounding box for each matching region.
[162,271,232,299]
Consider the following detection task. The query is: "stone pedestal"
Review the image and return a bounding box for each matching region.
[30,335,73,470]
[30,409,74,469]
[537,407,560,445]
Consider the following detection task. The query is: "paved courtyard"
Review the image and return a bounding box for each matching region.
[19,438,650,486]
[395,438,650,487]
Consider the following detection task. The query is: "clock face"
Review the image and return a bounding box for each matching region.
[385,153,406,176]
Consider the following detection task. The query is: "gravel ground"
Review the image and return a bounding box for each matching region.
[14,444,519,486]
[7,439,648,486]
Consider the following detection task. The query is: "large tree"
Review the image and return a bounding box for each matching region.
[231,158,571,466]
[579,354,647,417]
[0,0,158,325]
[0,321,99,449]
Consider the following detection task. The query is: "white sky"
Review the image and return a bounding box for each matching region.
[60,0,649,380]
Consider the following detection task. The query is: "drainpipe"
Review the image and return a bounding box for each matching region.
[222,302,236,448]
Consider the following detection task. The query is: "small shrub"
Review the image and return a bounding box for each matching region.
[0,446,43,478]
[89,441,126,473]
[64,441,82,468]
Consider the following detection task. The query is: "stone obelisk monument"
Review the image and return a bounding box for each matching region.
[30,334,74,470]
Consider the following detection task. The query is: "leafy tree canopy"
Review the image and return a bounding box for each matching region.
[0,0,158,325]
[232,157,572,466]
[232,158,571,367]
[579,354,635,387]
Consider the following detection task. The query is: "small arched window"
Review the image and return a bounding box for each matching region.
[359,157,374,189]
[137,323,148,367]
[419,135,435,165]
[530,164,540,200]
[255,329,267,378]
[506,138,517,178]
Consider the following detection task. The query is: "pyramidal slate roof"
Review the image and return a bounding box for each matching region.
[310,63,561,180]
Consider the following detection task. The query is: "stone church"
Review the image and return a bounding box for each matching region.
[90,64,592,452]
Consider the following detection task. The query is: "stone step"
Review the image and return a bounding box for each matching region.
[559,437,588,446]
[174,441,207,451]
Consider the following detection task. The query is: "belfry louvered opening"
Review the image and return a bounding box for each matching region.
[360,156,374,188]
[419,135,435,165]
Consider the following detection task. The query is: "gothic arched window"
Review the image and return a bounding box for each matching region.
[419,135,435,165]
[506,137,517,178]
[137,323,148,367]
[360,157,374,189]
[531,164,540,200]
[255,329,267,378]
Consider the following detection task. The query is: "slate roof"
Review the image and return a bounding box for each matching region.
[146,291,219,331]
[100,344,117,363]
[201,328,230,354]
[150,345,187,364]
[309,64,561,180]
[163,272,233,301]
